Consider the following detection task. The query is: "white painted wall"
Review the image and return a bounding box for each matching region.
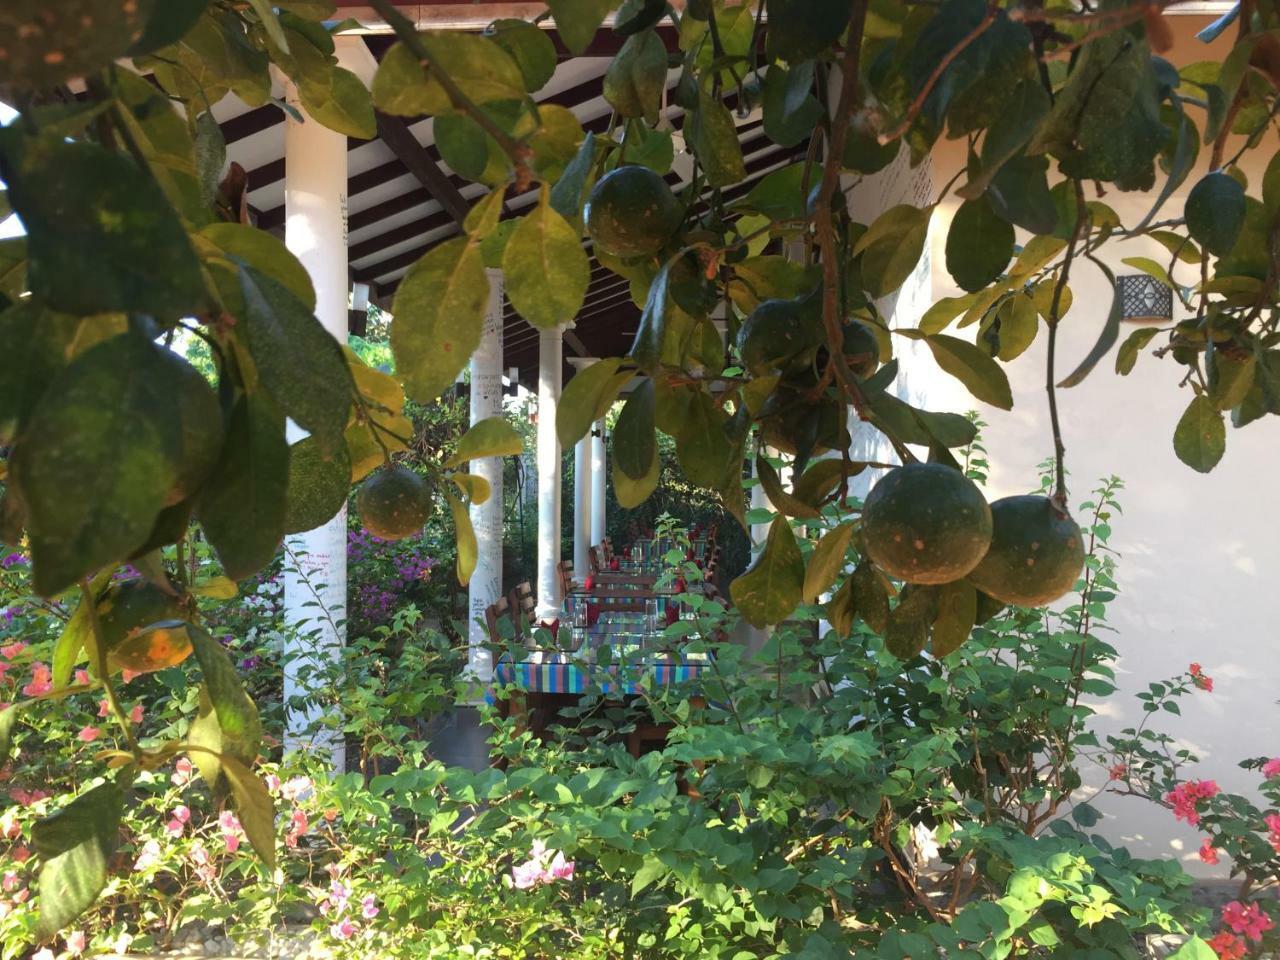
[907,17,1280,877]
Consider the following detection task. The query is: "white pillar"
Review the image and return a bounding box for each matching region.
[750,451,771,550]
[567,358,597,582]
[467,270,505,680]
[590,420,607,549]
[535,326,565,620]
[282,74,349,770]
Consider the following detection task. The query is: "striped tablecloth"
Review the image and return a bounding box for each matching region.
[489,649,710,702]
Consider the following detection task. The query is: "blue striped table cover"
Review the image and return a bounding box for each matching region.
[487,650,710,703]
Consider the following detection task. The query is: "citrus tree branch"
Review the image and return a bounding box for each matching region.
[1045,181,1089,506]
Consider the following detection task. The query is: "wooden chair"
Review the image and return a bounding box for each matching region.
[484,595,515,645]
[509,581,537,636]
[557,559,577,597]
[588,545,602,575]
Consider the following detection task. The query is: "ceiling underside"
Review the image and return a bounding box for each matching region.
[216,26,807,384]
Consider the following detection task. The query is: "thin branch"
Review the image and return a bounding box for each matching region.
[877,3,999,144]
[81,578,140,754]
[1045,181,1088,506]
[368,0,532,187]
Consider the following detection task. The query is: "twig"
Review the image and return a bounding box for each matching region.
[1044,181,1087,506]
[877,4,1000,144]
[80,578,140,754]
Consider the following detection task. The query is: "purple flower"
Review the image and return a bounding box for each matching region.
[1,554,27,569]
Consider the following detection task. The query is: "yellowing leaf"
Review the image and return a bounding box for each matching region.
[731,517,804,628]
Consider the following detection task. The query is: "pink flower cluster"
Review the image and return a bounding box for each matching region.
[1262,757,1280,779]
[510,840,575,890]
[1166,779,1220,825]
[1265,812,1280,854]
[1210,900,1276,958]
[1199,837,1220,864]
[20,662,51,698]
[318,864,378,942]
[1189,662,1214,693]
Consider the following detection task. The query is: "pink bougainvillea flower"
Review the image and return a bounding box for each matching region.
[1199,837,1220,864]
[129,703,143,724]
[281,776,314,802]
[219,811,243,853]
[330,919,357,941]
[73,669,91,686]
[361,895,379,919]
[66,929,87,954]
[172,757,193,787]
[511,859,543,890]
[1108,762,1127,781]
[1189,662,1203,676]
[1262,757,1280,779]
[11,788,49,807]
[76,726,102,743]
[547,850,575,881]
[21,662,52,698]
[0,641,26,660]
[1209,931,1248,960]
[120,668,141,683]
[10,845,29,864]
[172,805,191,824]
[2,871,19,892]
[1166,779,1220,825]
[1265,813,1280,853]
[133,839,162,871]
[510,839,575,889]
[264,773,282,794]
[165,819,185,838]
[285,808,309,848]
[0,812,20,841]
[97,699,110,718]
[1222,900,1275,941]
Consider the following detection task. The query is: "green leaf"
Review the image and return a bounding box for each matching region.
[669,389,728,489]
[629,261,672,372]
[924,334,1013,410]
[434,114,490,182]
[1263,149,1280,216]
[737,163,808,223]
[372,35,525,117]
[604,29,668,125]
[190,624,262,766]
[247,0,290,52]
[960,79,1051,200]
[1058,260,1123,388]
[221,754,276,871]
[803,522,855,603]
[546,0,615,54]
[464,189,506,241]
[0,134,207,318]
[1208,352,1255,412]
[194,111,227,207]
[992,294,1038,362]
[919,294,979,336]
[128,0,210,56]
[826,576,857,637]
[731,517,804,628]
[51,569,113,689]
[0,1,153,88]
[34,780,124,939]
[198,392,289,580]
[946,196,1014,292]
[1185,171,1246,257]
[283,435,351,535]
[931,580,976,656]
[300,62,375,139]
[885,586,933,660]
[487,18,557,92]
[445,416,524,468]
[1168,937,1219,960]
[529,104,585,183]
[688,90,747,188]
[240,266,351,455]
[451,473,491,506]
[557,358,628,447]
[503,192,591,329]
[11,335,191,596]
[1115,326,1159,376]
[391,237,490,403]
[198,222,316,312]
[191,576,239,600]
[631,856,667,896]
[550,132,600,228]
[756,456,819,520]
[613,379,657,481]
[0,706,19,766]
[766,0,848,62]
[445,490,478,585]
[613,440,659,508]
[1173,394,1225,473]
[987,154,1057,235]
[852,204,933,299]
[851,561,890,634]
[763,63,823,149]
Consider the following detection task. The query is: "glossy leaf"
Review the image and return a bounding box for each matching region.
[924,335,1013,410]
[731,517,804,628]
[283,435,350,535]
[445,416,523,468]
[503,192,591,329]
[756,456,819,520]
[487,18,557,92]
[853,205,932,299]
[545,0,615,55]
[198,222,315,312]
[688,90,746,189]
[850,561,890,635]
[221,754,277,871]
[762,63,823,149]
[675,391,731,489]
[931,580,977,656]
[557,357,626,448]
[946,197,1014,293]
[613,379,657,481]
[803,522,855,604]
[372,35,525,117]
[1058,260,1123,388]
[604,29,667,124]
[1115,327,1160,376]
[1185,171,1246,257]
[391,237,490,403]
[1173,394,1225,473]
[613,441,659,508]
[445,490,478,585]
[34,780,124,938]
[198,392,289,580]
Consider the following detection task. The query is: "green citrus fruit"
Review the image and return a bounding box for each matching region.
[164,350,223,506]
[585,165,683,259]
[98,579,191,674]
[966,495,1085,606]
[842,321,880,377]
[737,299,819,376]
[357,464,429,540]
[861,463,993,585]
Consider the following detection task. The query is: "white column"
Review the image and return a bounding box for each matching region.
[590,420,607,548]
[567,358,597,582]
[282,74,349,770]
[467,270,505,680]
[750,451,771,550]
[535,326,565,620]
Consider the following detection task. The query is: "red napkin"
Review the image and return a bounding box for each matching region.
[674,577,687,593]
[587,603,600,626]
[584,575,595,590]
[664,605,680,626]
[609,557,620,571]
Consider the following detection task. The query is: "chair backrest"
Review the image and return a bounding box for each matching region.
[557,559,575,596]
[509,581,537,623]
[588,545,601,574]
[484,595,513,644]
[600,536,613,561]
